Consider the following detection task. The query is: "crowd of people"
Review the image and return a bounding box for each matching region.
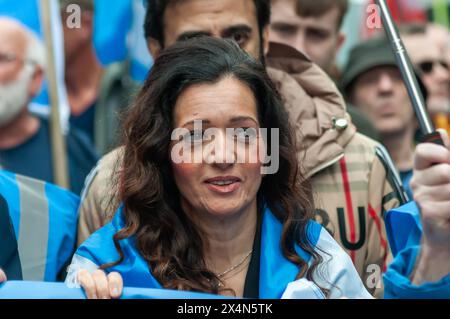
[0,0,449,299]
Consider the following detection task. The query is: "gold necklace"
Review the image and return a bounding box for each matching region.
[217,250,253,278]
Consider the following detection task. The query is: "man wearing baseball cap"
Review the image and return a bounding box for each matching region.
[341,35,425,200]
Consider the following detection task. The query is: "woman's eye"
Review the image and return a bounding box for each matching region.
[185,130,204,142]
[235,127,258,142]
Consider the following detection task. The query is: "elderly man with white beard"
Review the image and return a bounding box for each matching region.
[0,18,98,195]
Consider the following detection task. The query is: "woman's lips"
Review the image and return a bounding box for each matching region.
[204,176,242,194]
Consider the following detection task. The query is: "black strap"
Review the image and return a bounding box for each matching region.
[0,194,22,280]
[243,212,261,298]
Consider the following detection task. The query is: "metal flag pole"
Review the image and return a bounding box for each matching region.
[40,0,70,189]
[375,0,444,145]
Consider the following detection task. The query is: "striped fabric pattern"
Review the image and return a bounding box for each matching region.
[0,171,80,281]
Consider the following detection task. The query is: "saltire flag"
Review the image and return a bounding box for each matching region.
[0,0,70,132]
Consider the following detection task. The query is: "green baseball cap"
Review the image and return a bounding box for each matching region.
[340,35,397,97]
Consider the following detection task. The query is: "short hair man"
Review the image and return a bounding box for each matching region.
[401,24,450,124]
[78,0,405,295]
[269,0,379,140]
[269,0,347,75]
[0,18,98,194]
[341,36,418,200]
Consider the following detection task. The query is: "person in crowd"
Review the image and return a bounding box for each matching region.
[401,23,450,135]
[77,0,406,296]
[60,0,138,155]
[67,38,449,299]
[268,0,379,140]
[341,36,418,200]
[0,170,80,282]
[67,37,373,299]
[0,17,98,195]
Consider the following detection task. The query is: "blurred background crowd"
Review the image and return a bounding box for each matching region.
[0,0,450,297]
[1,0,450,197]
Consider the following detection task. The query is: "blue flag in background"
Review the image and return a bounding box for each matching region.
[93,0,153,82]
[0,0,41,33]
[93,0,133,66]
[0,0,153,132]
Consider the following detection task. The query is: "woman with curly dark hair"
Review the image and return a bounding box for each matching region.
[65,37,370,299]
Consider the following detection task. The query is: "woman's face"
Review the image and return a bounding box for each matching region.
[170,76,265,219]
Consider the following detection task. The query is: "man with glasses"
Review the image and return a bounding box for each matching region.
[401,24,450,134]
[0,18,98,195]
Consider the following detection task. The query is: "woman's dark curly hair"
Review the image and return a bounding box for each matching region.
[103,36,325,295]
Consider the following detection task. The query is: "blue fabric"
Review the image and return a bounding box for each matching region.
[384,246,450,299]
[0,170,80,282]
[93,0,133,65]
[399,170,413,201]
[0,194,22,280]
[385,201,422,257]
[44,182,80,281]
[76,205,323,298]
[259,210,321,298]
[0,117,98,195]
[0,281,227,299]
[0,0,42,37]
[0,171,21,239]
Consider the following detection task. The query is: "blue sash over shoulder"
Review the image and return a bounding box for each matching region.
[73,205,323,299]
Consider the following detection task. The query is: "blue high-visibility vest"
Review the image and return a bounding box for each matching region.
[0,170,80,282]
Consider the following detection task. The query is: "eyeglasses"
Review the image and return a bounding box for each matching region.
[0,52,36,66]
[417,60,449,75]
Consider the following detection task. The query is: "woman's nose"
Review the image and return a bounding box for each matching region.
[204,131,236,168]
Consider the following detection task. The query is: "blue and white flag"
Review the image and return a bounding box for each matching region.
[93,0,153,82]
[385,201,422,257]
[0,281,227,299]
[0,0,70,132]
[66,205,371,299]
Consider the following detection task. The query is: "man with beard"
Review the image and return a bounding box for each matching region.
[0,18,98,195]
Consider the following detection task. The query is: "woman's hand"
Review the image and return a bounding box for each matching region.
[0,269,6,283]
[410,129,450,284]
[77,269,123,299]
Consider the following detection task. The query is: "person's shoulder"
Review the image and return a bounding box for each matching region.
[343,132,386,165]
[76,206,125,263]
[87,147,124,189]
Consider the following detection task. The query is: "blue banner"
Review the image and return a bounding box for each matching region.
[0,281,230,299]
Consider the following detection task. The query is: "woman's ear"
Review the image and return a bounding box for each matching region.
[28,66,44,98]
